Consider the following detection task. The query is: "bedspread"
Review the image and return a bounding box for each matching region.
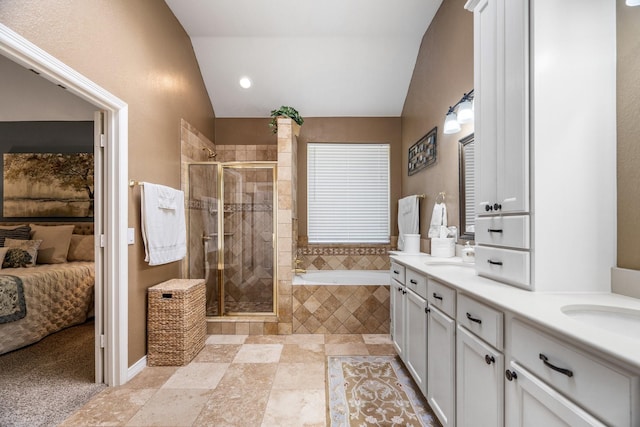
[0,262,94,355]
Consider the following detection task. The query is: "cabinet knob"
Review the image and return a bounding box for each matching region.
[484,354,495,365]
[505,370,518,381]
[493,203,502,211]
[485,204,493,212]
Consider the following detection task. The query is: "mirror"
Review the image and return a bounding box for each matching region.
[458,133,475,241]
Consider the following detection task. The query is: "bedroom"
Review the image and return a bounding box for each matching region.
[0,52,99,405]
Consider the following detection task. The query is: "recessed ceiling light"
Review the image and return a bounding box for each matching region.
[239,77,252,89]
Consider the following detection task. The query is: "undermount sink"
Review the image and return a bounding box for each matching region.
[561,304,640,341]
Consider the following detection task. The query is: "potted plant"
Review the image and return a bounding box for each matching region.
[269,106,304,134]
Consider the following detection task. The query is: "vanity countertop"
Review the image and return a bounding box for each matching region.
[389,252,640,372]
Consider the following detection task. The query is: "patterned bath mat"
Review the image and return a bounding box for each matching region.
[328,355,441,426]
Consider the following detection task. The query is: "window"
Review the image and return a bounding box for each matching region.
[307,143,390,243]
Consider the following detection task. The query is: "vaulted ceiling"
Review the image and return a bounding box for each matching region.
[164,0,443,118]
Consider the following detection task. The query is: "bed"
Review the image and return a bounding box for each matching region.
[0,223,95,355]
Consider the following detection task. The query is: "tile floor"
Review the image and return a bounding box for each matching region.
[61,333,398,427]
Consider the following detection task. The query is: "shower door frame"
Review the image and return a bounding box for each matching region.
[187,161,278,317]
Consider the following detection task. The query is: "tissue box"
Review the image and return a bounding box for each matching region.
[431,237,455,258]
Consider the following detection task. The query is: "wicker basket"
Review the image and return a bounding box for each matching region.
[147,279,206,366]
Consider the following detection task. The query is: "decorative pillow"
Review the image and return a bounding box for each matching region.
[0,225,31,247]
[29,224,75,264]
[2,248,34,269]
[0,247,9,270]
[4,238,42,267]
[67,234,95,262]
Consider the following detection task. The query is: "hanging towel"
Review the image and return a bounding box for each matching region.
[140,182,187,266]
[397,195,420,250]
[428,202,448,238]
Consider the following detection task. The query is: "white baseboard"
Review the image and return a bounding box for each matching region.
[611,267,640,299]
[127,355,147,382]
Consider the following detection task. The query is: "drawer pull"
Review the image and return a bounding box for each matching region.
[484,354,495,365]
[402,290,407,295]
[487,228,503,233]
[487,259,503,266]
[466,312,482,324]
[397,287,402,292]
[409,279,418,285]
[432,293,443,301]
[539,353,574,378]
[425,307,430,314]
[505,370,518,381]
[393,270,400,274]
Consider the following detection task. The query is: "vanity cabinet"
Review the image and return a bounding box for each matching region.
[507,318,640,426]
[466,0,616,292]
[505,361,607,427]
[405,286,428,395]
[390,261,406,358]
[427,278,456,427]
[456,294,504,427]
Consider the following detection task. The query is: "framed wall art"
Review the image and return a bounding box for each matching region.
[408,126,437,175]
[3,153,94,218]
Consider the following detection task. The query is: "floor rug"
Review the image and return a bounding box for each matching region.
[328,355,441,426]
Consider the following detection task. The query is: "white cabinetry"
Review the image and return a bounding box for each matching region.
[406,287,427,395]
[456,295,504,427]
[507,318,640,426]
[427,278,456,427]
[427,305,455,426]
[466,0,616,292]
[505,362,607,427]
[390,261,406,358]
[391,263,428,397]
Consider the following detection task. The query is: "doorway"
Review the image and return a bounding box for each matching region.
[186,162,277,316]
[0,24,129,386]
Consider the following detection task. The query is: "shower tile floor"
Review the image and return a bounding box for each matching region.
[60,333,397,427]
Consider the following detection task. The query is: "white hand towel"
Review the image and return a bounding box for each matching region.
[397,195,420,250]
[140,182,187,266]
[428,202,448,238]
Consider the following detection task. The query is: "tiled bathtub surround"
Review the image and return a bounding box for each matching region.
[292,285,390,334]
[296,242,392,271]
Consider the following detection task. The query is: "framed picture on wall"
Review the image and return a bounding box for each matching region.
[408,126,437,175]
[3,153,94,218]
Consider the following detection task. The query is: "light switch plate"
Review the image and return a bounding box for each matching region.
[127,228,135,245]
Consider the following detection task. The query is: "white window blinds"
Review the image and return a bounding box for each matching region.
[307,143,390,243]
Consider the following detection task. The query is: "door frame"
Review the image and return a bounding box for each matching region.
[0,24,129,386]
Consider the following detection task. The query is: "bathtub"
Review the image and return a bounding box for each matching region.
[292,270,390,286]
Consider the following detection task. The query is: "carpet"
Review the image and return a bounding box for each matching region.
[328,355,441,427]
[0,320,105,427]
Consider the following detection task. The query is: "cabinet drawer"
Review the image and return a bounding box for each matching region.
[457,294,503,350]
[511,319,638,427]
[406,268,427,299]
[475,215,530,249]
[475,246,530,288]
[390,261,405,284]
[427,278,456,319]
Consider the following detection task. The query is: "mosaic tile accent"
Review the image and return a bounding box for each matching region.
[296,242,391,271]
[292,285,390,334]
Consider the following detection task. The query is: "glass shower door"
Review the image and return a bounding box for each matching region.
[222,164,275,314]
[187,162,221,316]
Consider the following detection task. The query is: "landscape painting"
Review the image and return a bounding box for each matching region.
[3,153,94,218]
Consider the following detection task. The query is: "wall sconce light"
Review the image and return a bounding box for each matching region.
[443,89,474,134]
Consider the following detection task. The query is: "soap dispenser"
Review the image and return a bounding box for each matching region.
[462,241,475,263]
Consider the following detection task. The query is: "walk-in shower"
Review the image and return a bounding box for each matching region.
[186,161,277,316]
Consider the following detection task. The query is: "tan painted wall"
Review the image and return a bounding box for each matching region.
[215,118,276,146]
[401,0,473,246]
[0,0,215,365]
[617,0,640,270]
